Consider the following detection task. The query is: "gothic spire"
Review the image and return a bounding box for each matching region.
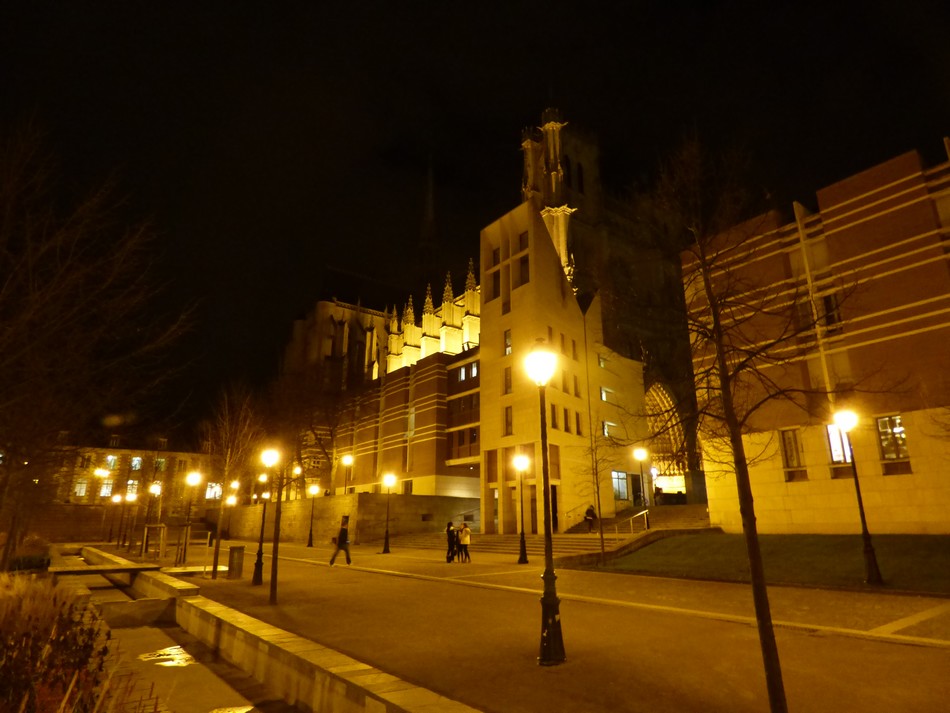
[465,258,477,292]
[423,284,435,315]
[442,271,454,303]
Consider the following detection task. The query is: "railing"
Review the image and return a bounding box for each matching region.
[608,508,650,535]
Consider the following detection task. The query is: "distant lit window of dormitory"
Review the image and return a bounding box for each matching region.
[612,470,628,500]
[780,414,911,483]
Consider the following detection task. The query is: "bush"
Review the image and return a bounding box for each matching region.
[0,574,111,713]
[9,534,51,573]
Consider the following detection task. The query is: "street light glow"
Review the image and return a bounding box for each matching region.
[524,341,557,386]
[225,495,237,506]
[382,473,397,489]
[341,454,354,466]
[308,484,319,496]
[633,447,648,462]
[513,454,530,472]
[186,471,202,487]
[834,409,859,433]
[148,482,162,496]
[261,448,280,468]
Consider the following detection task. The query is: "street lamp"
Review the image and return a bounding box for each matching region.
[381,472,397,554]
[108,494,122,542]
[307,483,320,547]
[833,409,884,585]
[524,339,566,665]
[634,448,649,507]
[513,454,530,564]
[252,469,271,586]
[141,483,161,555]
[180,471,202,564]
[225,494,237,540]
[123,493,139,550]
[341,454,354,493]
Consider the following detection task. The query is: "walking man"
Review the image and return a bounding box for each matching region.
[330,516,352,565]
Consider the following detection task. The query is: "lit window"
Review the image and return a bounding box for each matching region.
[106,454,118,470]
[131,457,143,471]
[780,429,807,481]
[459,367,466,381]
[471,363,478,378]
[206,482,223,500]
[827,424,852,464]
[603,421,617,438]
[504,329,512,356]
[877,415,908,460]
[126,480,139,495]
[598,355,607,368]
[99,479,114,497]
[73,478,88,498]
[155,458,166,472]
[611,471,628,500]
[600,387,609,402]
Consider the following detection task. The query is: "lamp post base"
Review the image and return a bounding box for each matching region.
[538,573,565,665]
[382,529,390,554]
[518,530,529,564]
[252,551,264,585]
[307,529,314,548]
[864,540,884,585]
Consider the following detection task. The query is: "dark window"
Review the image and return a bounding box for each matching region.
[577,163,585,194]
[504,366,512,394]
[491,271,501,301]
[492,247,500,266]
[519,231,529,251]
[563,408,571,433]
[504,406,513,436]
[518,255,530,286]
[550,404,559,429]
[575,412,583,436]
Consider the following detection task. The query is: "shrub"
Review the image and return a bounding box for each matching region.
[0,574,111,712]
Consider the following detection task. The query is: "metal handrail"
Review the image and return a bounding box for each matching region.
[609,508,650,535]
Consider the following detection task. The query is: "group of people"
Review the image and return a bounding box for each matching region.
[445,521,472,563]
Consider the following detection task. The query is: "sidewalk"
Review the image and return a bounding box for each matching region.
[97,536,950,712]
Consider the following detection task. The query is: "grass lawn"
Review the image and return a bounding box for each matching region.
[595,532,950,595]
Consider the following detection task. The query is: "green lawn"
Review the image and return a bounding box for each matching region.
[592,532,950,595]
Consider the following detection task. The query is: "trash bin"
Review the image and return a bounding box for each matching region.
[227,545,245,580]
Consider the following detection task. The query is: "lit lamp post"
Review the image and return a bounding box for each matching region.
[252,469,271,586]
[307,483,320,547]
[123,493,139,550]
[833,409,884,585]
[381,473,397,553]
[108,494,122,542]
[513,454,530,564]
[225,480,240,538]
[341,454,354,493]
[634,448,649,507]
[181,471,202,564]
[524,339,566,665]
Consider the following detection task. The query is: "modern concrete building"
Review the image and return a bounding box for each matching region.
[692,147,950,534]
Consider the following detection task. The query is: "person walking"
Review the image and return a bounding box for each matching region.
[458,522,471,562]
[330,518,352,566]
[445,521,456,563]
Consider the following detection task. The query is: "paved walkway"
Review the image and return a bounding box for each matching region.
[90,537,950,712]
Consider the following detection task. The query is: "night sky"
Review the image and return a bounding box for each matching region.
[3,1,950,432]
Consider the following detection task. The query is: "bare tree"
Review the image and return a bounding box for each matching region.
[0,124,188,567]
[636,135,826,713]
[204,384,264,579]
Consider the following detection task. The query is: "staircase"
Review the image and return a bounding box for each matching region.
[388,505,710,559]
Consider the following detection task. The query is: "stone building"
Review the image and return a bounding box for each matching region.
[693,147,950,534]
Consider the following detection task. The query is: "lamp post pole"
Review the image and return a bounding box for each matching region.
[834,410,883,585]
[307,484,319,547]
[252,472,269,586]
[525,341,565,666]
[342,454,354,495]
[381,473,396,554]
[108,494,121,542]
[634,448,649,508]
[514,454,530,564]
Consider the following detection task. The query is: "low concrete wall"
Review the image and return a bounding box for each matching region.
[69,547,478,712]
[177,597,478,713]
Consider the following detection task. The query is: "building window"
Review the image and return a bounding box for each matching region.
[206,482,222,500]
[563,408,571,433]
[877,415,911,474]
[575,412,583,436]
[598,354,607,368]
[780,429,807,482]
[106,454,119,470]
[504,329,512,356]
[547,326,553,342]
[492,247,500,266]
[611,471,628,500]
[73,478,88,498]
[131,457,143,471]
[602,421,617,438]
[154,458,166,472]
[109,434,121,447]
[550,404,559,429]
[572,339,578,360]
[518,255,530,286]
[562,371,569,393]
[827,424,852,464]
[519,231,529,251]
[157,438,168,450]
[491,271,501,301]
[822,293,842,332]
[574,375,580,397]
[470,427,478,444]
[126,480,139,495]
[403,480,414,495]
[600,387,609,402]
[504,366,512,394]
[560,333,567,355]
[99,479,114,497]
[504,407,513,436]
[458,366,466,381]
[471,362,478,378]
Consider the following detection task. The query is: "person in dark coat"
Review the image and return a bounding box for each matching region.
[330,520,351,565]
[445,521,457,562]
[584,504,597,533]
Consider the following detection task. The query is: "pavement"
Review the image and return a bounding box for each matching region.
[88,537,950,713]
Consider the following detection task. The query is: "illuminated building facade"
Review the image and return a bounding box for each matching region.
[695,148,950,534]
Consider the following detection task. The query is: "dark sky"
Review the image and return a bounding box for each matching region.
[3,1,950,429]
